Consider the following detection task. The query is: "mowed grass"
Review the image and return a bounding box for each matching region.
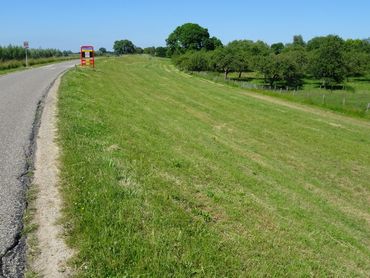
[58,55,370,277]
[194,71,370,119]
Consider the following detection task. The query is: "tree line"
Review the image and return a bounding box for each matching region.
[167,23,370,88]
[113,39,168,58]
[0,45,73,61]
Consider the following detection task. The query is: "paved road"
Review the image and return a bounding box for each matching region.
[0,61,77,277]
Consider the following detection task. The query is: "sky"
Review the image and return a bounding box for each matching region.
[1,0,369,51]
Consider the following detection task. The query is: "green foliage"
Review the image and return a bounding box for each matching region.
[204,36,223,50]
[0,45,68,61]
[173,50,210,71]
[99,47,107,54]
[0,56,77,72]
[271,42,285,54]
[309,35,346,86]
[209,46,236,78]
[169,24,370,89]
[166,23,221,56]
[155,47,168,57]
[143,47,156,55]
[113,39,136,55]
[293,35,306,47]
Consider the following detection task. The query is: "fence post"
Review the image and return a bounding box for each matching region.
[342,97,346,106]
[367,103,370,112]
[322,94,326,104]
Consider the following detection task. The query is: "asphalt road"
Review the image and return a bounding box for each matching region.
[0,61,77,277]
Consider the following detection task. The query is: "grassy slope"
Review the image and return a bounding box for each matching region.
[58,56,370,277]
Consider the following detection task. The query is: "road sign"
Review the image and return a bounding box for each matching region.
[80,45,95,67]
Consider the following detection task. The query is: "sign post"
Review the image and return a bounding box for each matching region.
[23,41,29,67]
[80,46,95,68]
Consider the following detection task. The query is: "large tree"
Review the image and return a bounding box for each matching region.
[308,35,346,86]
[271,42,285,54]
[166,23,217,55]
[209,46,236,79]
[113,39,136,55]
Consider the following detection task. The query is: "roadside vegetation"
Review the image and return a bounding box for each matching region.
[58,56,370,276]
[0,45,76,72]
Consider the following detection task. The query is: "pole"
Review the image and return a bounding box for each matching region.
[25,48,28,67]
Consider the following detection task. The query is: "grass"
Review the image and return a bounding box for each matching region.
[23,183,40,278]
[0,56,78,75]
[58,55,370,277]
[193,71,370,119]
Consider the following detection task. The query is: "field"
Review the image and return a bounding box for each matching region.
[58,55,370,276]
[194,71,370,120]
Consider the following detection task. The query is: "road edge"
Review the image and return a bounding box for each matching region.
[27,73,74,277]
[0,69,73,277]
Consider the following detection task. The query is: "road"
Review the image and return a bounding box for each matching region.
[0,61,77,277]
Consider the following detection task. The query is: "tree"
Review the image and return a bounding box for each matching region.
[166,23,211,55]
[258,50,305,88]
[209,46,236,79]
[308,35,346,86]
[113,39,136,55]
[155,47,168,57]
[144,47,156,56]
[306,36,328,51]
[227,40,253,78]
[135,47,144,54]
[271,42,285,54]
[293,35,305,47]
[173,50,210,71]
[99,47,107,54]
[344,51,368,77]
[204,36,223,50]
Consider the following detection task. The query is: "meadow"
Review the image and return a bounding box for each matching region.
[58,56,370,276]
[193,71,370,119]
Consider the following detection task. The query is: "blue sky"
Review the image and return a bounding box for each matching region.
[1,0,369,51]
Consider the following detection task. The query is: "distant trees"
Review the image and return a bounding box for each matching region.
[143,46,169,57]
[168,24,370,89]
[155,47,168,57]
[143,47,156,56]
[99,47,107,54]
[0,45,70,61]
[113,40,136,55]
[293,35,306,47]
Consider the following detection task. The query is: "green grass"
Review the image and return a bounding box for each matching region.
[0,56,78,75]
[194,71,370,119]
[58,55,370,277]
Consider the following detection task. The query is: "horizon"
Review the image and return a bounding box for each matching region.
[1,0,370,51]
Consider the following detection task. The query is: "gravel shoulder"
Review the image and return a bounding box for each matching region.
[31,76,73,277]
